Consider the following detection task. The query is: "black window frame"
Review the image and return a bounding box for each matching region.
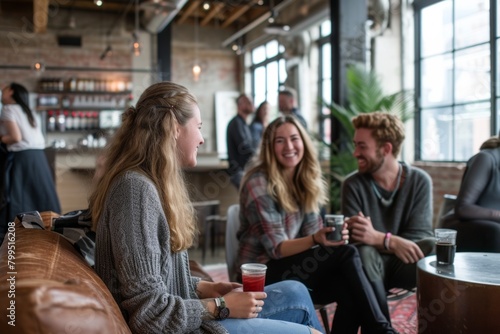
[413,0,499,162]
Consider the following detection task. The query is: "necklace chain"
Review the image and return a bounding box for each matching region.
[371,164,402,207]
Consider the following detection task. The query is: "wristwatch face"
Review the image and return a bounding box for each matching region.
[218,307,230,320]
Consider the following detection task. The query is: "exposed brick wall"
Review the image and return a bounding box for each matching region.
[413,162,466,227]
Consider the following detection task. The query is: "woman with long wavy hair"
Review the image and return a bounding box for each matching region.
[237,115,397,334]
[88,82,323,334]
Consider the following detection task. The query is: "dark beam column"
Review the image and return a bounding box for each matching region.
[330,0,367,147]
[329,0,367,212]
[331,0,367,114]
[157,24,172,81]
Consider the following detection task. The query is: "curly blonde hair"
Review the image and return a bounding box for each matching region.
[88,82,197,252]
[352,112,406,157]
[242,115,328,213]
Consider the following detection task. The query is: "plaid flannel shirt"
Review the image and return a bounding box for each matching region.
[236,172,322,271]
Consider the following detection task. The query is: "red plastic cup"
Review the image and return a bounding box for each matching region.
[241,263,267,292]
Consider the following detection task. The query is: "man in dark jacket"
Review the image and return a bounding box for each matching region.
[226,94,256,189]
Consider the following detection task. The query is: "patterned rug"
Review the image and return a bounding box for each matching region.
[204,263,417,334]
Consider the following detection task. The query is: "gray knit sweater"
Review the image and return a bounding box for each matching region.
[341,163,433,241]
[95,171,226,334]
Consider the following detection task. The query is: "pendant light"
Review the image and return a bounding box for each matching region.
[32,38,45,74]
[132,0,141,56]
[192,13,201,81]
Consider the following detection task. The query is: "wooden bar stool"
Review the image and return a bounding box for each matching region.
[193,200,222,264]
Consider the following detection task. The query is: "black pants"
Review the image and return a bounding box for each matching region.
[265,244,394,334]
[0,143,7,212]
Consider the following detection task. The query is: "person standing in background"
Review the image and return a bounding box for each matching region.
[278,88,307,129]
[226,94,256,189]
[250,101,270,148]
[0,83,61,243]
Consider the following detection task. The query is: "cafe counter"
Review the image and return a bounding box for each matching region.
[53,150,236,214]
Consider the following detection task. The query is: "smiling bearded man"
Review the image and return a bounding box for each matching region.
[341,112,435,323]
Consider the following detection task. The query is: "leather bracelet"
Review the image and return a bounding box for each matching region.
[213,297,221,318]
[214,296,229,320]
[384,232,392,250]
[312,234,319,245]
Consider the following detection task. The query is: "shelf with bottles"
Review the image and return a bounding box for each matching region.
[36,77,133,111]
[36,91,132,111]
[37,94,132,111]
[46,110,101,133]
[38,78,133,93]
[44,109,122,134]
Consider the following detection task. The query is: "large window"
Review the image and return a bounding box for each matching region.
[250,40,286,113]
[249,19,332,145]
[415,0,498,161]
[317,20,332,146]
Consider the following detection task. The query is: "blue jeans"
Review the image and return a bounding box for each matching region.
[221,280,323,333]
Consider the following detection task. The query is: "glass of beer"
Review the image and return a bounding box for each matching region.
[324,214,344,241]
[434,228,457,265]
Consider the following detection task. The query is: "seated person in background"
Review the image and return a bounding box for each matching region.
[342,112,434,321]
[237,115,397,334]
[250,100,270,148]
[442,136,500,252]
[88,82,323,334]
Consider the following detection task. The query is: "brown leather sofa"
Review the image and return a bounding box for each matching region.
[0,212,213,334]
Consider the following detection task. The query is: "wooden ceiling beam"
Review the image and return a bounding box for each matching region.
[34,0,49,33]
[177,0,202,24]
[221,0,260,28]
[200,2,224,26]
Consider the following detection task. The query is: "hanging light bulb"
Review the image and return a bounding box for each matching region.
[32,61,45,72]
[133,42,141,56]
[94,0,103,6]
[268,0,276,23]
[132,0,140,56]
[132,33,141,56]
[202,1,210,11]
[192,64,201,81]
[192,13,201,81]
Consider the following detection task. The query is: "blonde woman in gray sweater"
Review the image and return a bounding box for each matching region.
[88,82,323,334]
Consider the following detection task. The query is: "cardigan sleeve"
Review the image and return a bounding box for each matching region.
[397,168,434,241]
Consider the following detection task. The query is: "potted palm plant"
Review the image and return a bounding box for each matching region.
[326,64,414,213]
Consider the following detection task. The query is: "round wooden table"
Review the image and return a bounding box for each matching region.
[417,252,500,333]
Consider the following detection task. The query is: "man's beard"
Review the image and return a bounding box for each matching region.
[358,150,385,174]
